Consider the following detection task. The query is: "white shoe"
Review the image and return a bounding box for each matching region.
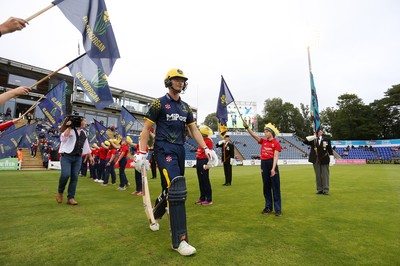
[116,187,126,191]
[174,240,196,256]
[98,180,104,183]
[94,179,99,182]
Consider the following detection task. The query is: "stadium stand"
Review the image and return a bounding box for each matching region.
[133,133,399,161]
[335,146,399,160]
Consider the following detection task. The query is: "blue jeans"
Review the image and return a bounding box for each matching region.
[58,154,82,200]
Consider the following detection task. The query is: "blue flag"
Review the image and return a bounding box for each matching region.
[46,80,66,116]
[0,125,26,158]
[18,123,38,149]
[53,0,120,75]
[309,71,321,133]
[216,76,234,137]
[93,119,109,144]
[68,54,114,110]
[39,99,62,127]
[38,80,67,127]
[118,106,136,138]
[87,123,99,145]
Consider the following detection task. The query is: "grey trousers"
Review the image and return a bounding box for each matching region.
[313,163,330,193]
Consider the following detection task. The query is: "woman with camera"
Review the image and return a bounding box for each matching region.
[56,116,94,205]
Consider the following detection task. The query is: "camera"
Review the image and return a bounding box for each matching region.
[67,115,83,128]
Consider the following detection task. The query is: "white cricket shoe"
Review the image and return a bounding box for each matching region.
[174,240,196,256]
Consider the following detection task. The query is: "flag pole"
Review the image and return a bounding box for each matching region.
[307,46,312,72]
[21,53,87,117]
[25,4,56,22]
[232,100,246,126]
[308,47,319,160]
[307,46,316,133]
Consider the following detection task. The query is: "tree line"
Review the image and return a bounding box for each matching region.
[203,84,400,140]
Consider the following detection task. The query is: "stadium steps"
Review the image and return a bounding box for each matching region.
[20,148,44,170]
[279,136,308,157]
[233,146,244,161]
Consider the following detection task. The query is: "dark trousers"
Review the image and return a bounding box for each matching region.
[150,150,157,178]
[89,157,99,179]
[80,160,87,176]
[31,148,37,157]
[118,157,129,187]
[103,159,116,184]
[261,159,281,211]
[98,159,106,181]
[196,158,212,202]
[154,141,185,191]
[134,169,142,192]
[223,161,232,184]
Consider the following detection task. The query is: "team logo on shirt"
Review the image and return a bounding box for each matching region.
[166,156,172,162]
[165,103,171,109]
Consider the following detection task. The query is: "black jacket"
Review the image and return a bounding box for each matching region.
[216,141,235,163]
[303,137,333,165]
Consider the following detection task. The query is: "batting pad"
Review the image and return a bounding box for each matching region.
[153,190,167,220]
[168,176,188,249]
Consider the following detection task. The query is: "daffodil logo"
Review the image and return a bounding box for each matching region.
[94,11,111,36]
[50,107,58,116]
[220,94,227,106]
[91,69,108,89]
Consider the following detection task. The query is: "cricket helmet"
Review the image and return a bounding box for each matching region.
[164,68,188,88]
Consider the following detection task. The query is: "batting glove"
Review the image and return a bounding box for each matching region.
[204,147,218,167]
[134,151,149,171]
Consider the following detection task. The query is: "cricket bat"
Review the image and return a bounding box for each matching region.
[142,165,160,231]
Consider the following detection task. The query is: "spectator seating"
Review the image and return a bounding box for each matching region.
[142,133,398,161]
[334,146,397,160]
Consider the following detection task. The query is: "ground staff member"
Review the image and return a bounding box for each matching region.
[244,121,283,217]
[135,68,218,256]
[56,116,93,205]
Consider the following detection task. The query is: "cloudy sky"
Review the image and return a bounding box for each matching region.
[2,0,400,123]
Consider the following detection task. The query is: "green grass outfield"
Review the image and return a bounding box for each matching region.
[1,164,399,266]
